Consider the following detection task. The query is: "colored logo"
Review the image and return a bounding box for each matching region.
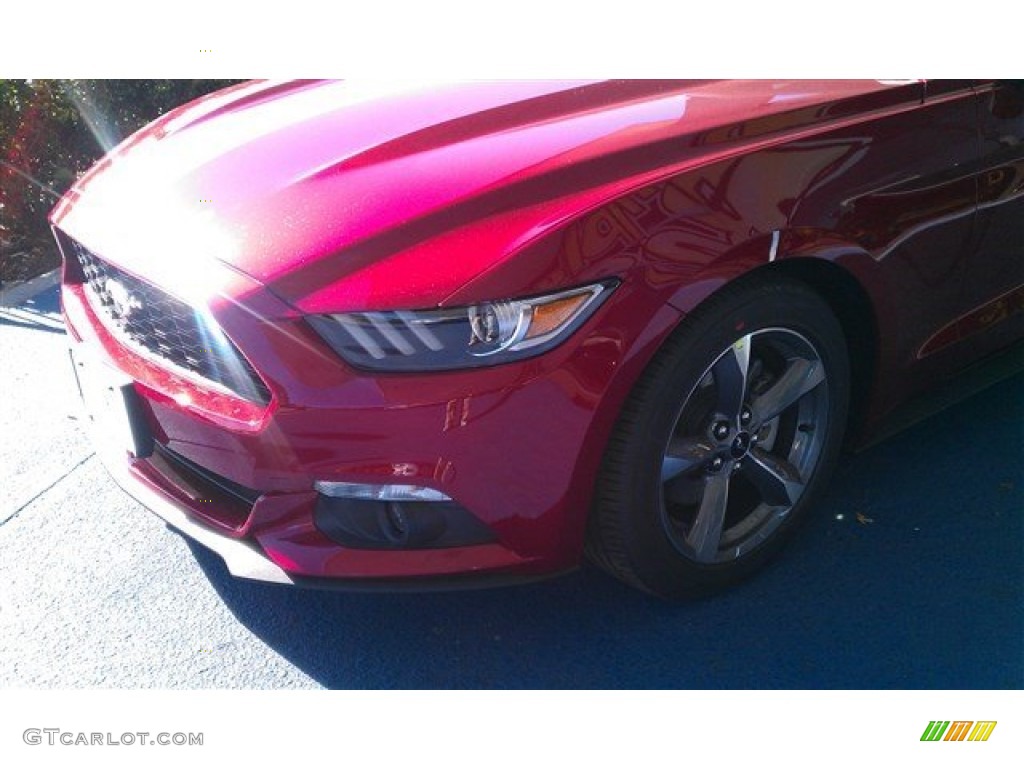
[920,721,997,742]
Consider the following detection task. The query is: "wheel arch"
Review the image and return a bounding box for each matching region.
[659,229,886,446]
[568,235,883,558]
[751,256,879,446]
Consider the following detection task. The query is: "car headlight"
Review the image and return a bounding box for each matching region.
[308,280,617,372]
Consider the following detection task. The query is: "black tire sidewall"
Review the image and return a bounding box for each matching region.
[602,278,850,598]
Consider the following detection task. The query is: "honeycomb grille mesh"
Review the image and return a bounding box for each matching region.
[67,237,271,405]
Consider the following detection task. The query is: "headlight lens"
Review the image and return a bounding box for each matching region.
[308,280,617,371]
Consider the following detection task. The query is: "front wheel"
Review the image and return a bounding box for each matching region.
[586,276,850,598]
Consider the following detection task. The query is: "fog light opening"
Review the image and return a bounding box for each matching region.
[383,502,409,543]
[313,486,497,551]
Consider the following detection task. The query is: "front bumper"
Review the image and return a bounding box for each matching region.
[101,444,569,591]
[59,254,661,587]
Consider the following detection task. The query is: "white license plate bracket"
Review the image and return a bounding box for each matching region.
[69,345,154,459]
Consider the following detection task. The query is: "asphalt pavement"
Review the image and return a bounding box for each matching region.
[1,283,1021,689]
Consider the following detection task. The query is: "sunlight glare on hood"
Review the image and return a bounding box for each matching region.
[68,180,240,307]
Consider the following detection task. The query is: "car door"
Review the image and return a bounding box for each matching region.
[788,80,982,419]
[963,80,1024,356]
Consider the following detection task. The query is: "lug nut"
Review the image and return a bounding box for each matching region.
[708,457,724,473]
[712,421,730,440]
[731,461,742,472]
[740,407,752,426]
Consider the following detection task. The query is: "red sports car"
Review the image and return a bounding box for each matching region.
[52,80,1023,597]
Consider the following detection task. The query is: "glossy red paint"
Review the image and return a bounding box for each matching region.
[52,80,1024,586]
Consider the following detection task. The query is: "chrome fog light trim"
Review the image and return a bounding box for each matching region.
[314,481,452,503]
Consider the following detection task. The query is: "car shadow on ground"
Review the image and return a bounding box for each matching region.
[188,373,1023,689]
[0,284,65,334]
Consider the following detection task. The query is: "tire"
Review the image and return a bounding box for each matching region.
[586,275,850,599]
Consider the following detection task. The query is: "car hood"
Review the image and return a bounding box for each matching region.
[52,79,915,313]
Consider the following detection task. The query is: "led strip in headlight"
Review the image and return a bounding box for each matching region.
[308,281,617,372]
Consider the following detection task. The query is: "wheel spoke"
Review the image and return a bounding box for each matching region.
[686,471,731,561]
[742,447,805,507]
[752,357,824,424]
[661,437,713,482]
[712,335,751,420]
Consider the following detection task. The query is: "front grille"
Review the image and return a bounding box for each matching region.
[64,235,271,405]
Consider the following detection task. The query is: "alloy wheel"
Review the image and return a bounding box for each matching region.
[658,328,829,564]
